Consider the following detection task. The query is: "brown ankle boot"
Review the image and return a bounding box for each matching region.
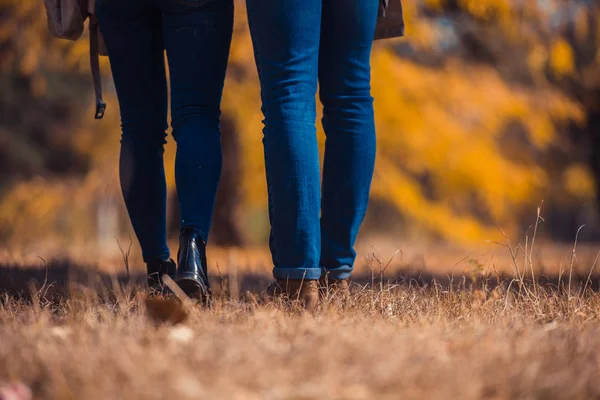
[320,276,350,299]
[264,279,319,312]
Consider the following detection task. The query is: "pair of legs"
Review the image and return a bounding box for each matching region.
[246,0,379,282]
[96,0,233,264]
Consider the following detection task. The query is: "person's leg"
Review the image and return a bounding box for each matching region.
[96,1,170,264]
[319,0,379,281]
[246,0,322,282]
[157,0,234,300]
[160,0,234,241]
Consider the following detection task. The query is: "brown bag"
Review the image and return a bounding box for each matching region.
[43,0,107,119]
[375,0,405,40]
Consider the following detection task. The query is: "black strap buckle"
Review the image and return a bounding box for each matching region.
[95,102,106,119]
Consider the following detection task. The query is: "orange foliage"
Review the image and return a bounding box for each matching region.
[0,0,598,246]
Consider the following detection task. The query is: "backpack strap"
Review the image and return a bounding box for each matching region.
[89,15,106,119]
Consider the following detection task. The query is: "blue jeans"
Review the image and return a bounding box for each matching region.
[246,0,378,281]
[96,0,233,262]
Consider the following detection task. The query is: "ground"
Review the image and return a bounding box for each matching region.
[1,241,599,399]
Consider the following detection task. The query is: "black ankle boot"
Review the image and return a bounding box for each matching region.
[176,228,211,301]
[146,258,176,293]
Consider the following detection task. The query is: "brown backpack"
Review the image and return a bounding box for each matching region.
[43,0,107,119]
[375,0,405,40]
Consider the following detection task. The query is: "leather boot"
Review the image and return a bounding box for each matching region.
[319,275,350,299]
[176,228,211,302]
[146,258,176,295]
[264,279,319,312]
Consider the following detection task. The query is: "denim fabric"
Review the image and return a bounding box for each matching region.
[246,0,378,280]
[96,0,233,262]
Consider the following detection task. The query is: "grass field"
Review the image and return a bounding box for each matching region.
[1,240,600,399]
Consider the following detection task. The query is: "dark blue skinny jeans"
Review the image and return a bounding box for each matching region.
[96,0,233,263]
[246,0,379,281]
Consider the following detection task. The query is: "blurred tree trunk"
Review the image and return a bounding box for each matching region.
[589,108,600,210]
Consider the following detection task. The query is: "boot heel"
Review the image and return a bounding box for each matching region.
[175,278,206,300]
[176,228,211,303]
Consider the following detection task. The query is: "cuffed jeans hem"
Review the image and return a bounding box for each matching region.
[321,265,353,280]
[272,266,322,281]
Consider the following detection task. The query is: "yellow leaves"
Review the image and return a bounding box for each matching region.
[522,91,584,148]
[228,4,255,66]
[562,165,596,200]
[372,156,502,243]
[369,45,581,243]
[221,68,266,210]
[64,39,93,72]
[549,38,576,78]
[458,0,512,22]
[522,113,553,149]
[0,179,67,232]
[527,44,548,82]
[19,48,40,76]
[1,0,595,246]
[424,0,446,11]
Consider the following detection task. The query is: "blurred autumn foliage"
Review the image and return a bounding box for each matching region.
[1,0,599,251]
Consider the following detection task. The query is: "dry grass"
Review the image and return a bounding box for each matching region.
[2,222,600,400]
[1,257,600,400]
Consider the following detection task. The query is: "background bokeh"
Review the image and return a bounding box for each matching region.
[1,0,599,259]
